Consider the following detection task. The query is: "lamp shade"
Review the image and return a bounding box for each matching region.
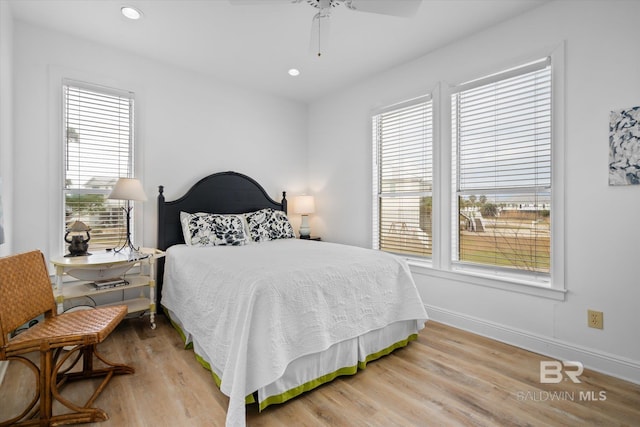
[108,178,147,201]
[293,195,315,215]
[67,220,91,233]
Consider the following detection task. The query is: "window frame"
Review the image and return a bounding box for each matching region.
[53,76,144,256]
[451,57,552,283]
[372,45,565,300]
[372,94,434,259]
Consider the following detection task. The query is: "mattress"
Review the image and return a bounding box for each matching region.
[161,239,428,426]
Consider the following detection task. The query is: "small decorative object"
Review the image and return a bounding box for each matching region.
[65,220,91,257]
[108,177,148,253]
[293,195,316,238]
[609,105,640,185]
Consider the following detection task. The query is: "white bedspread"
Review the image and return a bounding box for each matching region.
[162,239,428,427]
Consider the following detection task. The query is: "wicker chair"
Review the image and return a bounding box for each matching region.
[0,250,134,426]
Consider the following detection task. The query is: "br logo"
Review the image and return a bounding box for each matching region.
[539,361,583,383]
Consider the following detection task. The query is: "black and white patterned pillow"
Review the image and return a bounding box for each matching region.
[180,212,248,246]
[245,209,273,243]
[212,214,250,246]
[269,210,295,240]
[245,208,295,242]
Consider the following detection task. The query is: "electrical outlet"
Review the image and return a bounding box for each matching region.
[588,310,603,329]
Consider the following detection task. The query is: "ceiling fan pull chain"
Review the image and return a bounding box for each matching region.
[317,12,322,56]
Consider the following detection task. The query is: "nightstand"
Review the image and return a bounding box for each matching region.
[300,236,321,241]
[50,248,165,329]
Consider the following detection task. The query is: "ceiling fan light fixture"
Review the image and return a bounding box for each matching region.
[121,6,143,20]
[307,0,340,9]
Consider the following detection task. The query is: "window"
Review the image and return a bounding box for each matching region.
[63,81,135,252]
[451,58,551,281]
[373,96,433,258]
[372,53,562,292]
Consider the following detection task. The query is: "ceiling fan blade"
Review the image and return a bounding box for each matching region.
[309,12,331,57]
[345,0,422,17]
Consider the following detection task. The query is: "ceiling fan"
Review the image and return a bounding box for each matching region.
[229,0,423,56]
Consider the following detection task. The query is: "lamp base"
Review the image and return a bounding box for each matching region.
[299,214,311,238]
[113,239,140,254]
[113,205,140,256]
[64,252,92,257]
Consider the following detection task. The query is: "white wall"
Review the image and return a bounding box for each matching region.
[308,0,640,383]
[0,1,13,257]
[12,21,308,259]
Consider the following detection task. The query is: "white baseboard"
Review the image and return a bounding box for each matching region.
[425,304,640,385]
[0,360,7,386]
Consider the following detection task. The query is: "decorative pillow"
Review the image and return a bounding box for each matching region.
[245,208,295,242]
[180,211,195,245]
[180,212,248,246]
[244,209,273,243]
[269,210,295,240]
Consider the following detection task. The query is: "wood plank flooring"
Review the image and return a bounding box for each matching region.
[1,315,639,426]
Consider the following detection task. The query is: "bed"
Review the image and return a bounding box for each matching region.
[156,171,428,427]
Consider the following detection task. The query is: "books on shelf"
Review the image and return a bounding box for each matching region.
[90,277,129,290]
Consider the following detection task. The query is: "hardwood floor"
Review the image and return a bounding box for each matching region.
[1,316,639,426]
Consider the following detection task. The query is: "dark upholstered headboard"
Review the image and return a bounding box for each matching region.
[156,171,287,312]
[157,171,287,251]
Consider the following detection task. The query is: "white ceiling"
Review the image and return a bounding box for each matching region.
[8,0,550,103]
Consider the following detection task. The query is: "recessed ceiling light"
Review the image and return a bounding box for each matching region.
[121,6,143,20]
[288,68,300,77]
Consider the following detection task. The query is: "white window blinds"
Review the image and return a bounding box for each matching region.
[373,96,433,257]
[63,81,135,252]
[451,58,551,278]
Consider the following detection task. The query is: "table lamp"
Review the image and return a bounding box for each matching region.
[294,195,315,239]
[108,177,147,253]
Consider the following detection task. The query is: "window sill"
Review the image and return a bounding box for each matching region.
[405,259,566,301]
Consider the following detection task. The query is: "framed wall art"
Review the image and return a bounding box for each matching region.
[609,105,640,185]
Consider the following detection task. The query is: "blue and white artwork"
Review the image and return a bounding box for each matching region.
[609,106,640,185]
